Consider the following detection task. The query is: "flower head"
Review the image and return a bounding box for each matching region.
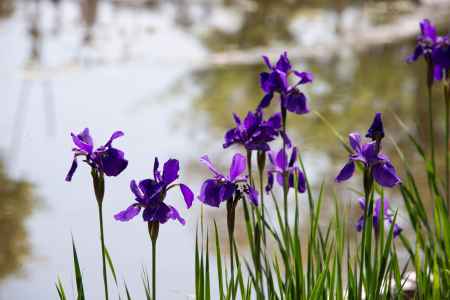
[432,35,450,80]
[258,51,313,115]
[335,133,401,188]
[265,146,306,194]
[114,158,194,225]
[407,19,450,81]
[223,110,289,151]
[65,128,128,181]
[366,112,385,141]
[407,19,438,63]
[198,153,258,207]
[356,198,402,238]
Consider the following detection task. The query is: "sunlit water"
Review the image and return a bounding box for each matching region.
[0,0,449,299]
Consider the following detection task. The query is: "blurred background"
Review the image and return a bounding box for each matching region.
[0,0,449,299]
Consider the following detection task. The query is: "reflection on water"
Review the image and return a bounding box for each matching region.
[0,160,36,282]
[0,0,13,18]
[1,0,450,298]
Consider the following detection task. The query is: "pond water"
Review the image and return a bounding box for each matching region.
[0,0,449,299]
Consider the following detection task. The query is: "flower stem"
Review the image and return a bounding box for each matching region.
[148,222,159,300]
[427,62,436,175]
[97,203,109,300]
[226,197,236,289]
[92,170,108,300]
[257,150,266,244]
[444,75,450,213]
[152,238,156,300]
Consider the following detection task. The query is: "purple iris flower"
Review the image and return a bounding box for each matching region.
[407,19,450,81]
[335,133,401,188]
[65,128,128,182]
[114,158,194,225]
[265,146,306,194]
[366,112,385,141]
[356,198,402,238]
[258,51,313,115]
[432,35,450,80]
[223,110,290,151]
[407,19,438,64]
[198,153,258,207]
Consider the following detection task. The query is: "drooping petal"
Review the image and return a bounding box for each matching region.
[276,172,285,187]
[162,159,179,185]
[265,172,274,193]
[179,184,194,208]
[65,157,78,182]
[246,186,259,206]
[406,45,423,63]
[373,162,401,188]
[219,182,235,202]
[258,92,273,110]
[358,198,366,210]
[114,204,141,221]
[142,203,171,223]
[104,130,124,147]
[356,216,364,232]
[280,131,292,148]
[266,112,282,129]
[167,206,186,225]
[288,147,298,167]
[335,161,355,182]
[199,179,222,207]
[200,155,223,177]
[100,148,128,177]
[229,153,246,181]
[433,64,443,81]
[289,167,306,193]
[260,72,274,93]
[275,149,288,170]
[285,91,309,115]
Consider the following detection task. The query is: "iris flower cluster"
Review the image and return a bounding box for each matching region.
[407,19,450,81]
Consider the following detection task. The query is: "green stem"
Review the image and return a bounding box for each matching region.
[97,203,109,300]
[258,163,266,243]
[427,64,436,174]
[92,170,108,300]
[152,238,156,300]
[445,78,450,213]
[226,198,236,293]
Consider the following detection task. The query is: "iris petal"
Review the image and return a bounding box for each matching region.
[335,161,355,182]
[114,204,141,222]
[162,159,179,185]
[179,184,194,208]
